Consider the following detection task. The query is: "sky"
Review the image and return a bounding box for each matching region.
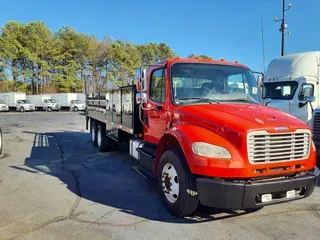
[0,0,320,72]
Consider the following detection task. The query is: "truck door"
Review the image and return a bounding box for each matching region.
[143,68,168,144]
[289,78,315,124]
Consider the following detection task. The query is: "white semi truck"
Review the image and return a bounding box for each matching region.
[261,51,318,127]
[261,51,320,153]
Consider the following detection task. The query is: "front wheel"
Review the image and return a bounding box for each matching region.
[73,106,78,112]
[20,107,25,113]
[158,150,199,217]
[47,107,52,112]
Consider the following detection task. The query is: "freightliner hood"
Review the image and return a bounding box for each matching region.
[174,103,310,149]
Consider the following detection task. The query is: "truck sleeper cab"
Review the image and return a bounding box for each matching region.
[85,57,319,217]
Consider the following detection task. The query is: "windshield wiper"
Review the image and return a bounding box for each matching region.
[230,99,259,104]
[176,97,220,104]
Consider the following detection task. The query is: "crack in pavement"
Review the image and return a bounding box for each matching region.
[7,135,84,240]
[6,134,155,240]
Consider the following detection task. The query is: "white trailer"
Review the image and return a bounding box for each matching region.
[75,93,85,102]
[0,92,26,107]
[262,51,319,127]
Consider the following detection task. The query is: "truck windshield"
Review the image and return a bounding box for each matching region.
[21,100,31,104]
[171,63,262,105]
[47,99,56,103]
[263,81,298,100]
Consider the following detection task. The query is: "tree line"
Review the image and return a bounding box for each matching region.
[0,21,210,94]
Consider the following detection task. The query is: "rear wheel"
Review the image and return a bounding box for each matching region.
[158,150,199,217]
[0,127,3,156]
[90,120,97,146]
[96,124,111,152]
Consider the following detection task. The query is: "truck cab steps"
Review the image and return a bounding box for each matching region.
[129,138,156,177]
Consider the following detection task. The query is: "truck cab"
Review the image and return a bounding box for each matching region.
[70,100,86,112]
[262,51,319,127]
[16,99,35,112]
[0,99,9,112]
[43,99,60,112]
[86,57,319,217]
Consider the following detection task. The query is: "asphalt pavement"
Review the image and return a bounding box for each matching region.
[0,112,319,240]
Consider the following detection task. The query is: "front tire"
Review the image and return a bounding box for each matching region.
[158,150,199,217]
[20,107,25,113]
[73,106,78,112]
[47,107,52,112]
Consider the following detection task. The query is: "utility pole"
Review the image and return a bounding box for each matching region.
[274,0,291,56]
[261,18,266,73]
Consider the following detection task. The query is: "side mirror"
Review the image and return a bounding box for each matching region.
[306,96,315,102]
[264,97,272,106]
[141,69,147,92]
[136,68,147,92]
[136,92,141,104]
[303,86,313,97]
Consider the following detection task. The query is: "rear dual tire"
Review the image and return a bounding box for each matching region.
[90,120,118,152]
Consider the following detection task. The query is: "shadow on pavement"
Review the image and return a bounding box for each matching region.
[11,131,260,223]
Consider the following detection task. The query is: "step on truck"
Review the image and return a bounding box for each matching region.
[84,57,320,217]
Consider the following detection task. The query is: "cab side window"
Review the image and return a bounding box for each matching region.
[149,69,165,102]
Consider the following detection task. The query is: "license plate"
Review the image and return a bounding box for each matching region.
[286,190,296,198]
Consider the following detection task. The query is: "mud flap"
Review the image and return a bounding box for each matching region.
[86,116,89,130]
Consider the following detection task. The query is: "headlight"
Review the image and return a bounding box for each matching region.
[192,142,231,159]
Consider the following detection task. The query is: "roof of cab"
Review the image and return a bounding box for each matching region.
[154,57,248,68]
[265,51,320,81]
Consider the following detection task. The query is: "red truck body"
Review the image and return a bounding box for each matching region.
[85,57,319,217]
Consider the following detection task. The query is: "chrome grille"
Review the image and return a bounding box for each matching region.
[247,130,311,164]
[312,112,320,141]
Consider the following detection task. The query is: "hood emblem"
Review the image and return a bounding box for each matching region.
[274,126,290,132]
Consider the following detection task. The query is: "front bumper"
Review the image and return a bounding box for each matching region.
[196,166,320,209]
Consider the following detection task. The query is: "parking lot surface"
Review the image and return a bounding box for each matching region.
[0,112,319,240]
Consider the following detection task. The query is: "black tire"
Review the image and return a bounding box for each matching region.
[158,150,199,217]
[20,107,25,113]
[90,120,97,147]
[73,106,78,112]
[0,127,3,156]
[96,124,111,152]
[47,107,52,112]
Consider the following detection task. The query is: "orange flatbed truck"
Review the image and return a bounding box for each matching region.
[85,57,319,217]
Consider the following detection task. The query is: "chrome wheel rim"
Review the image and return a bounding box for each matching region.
[161,163,179,203]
